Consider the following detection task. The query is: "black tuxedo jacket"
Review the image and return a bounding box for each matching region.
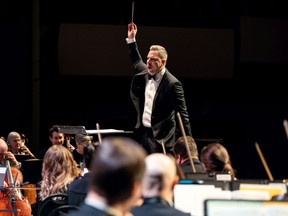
[131,197,190,216]
[128,42,192,147]
[68,173,89,206]
[67,203,113,216]
[181,158,206,173]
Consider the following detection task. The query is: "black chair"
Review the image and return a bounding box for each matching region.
[37,194,68,216]
[48,204,80,216]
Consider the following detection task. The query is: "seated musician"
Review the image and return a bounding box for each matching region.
[173,136,205,175]
[72,134,93,168]
[200,142,237,180]
[68,142,99,206]
[0,137,22,171]
[0,137,31,216]
[0,138,23,198]
[37,125,75,159]
[38,145,80,202]
[6,131,36,160]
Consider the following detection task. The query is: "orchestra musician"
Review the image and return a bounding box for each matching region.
[37,125,75,159]
[173,136,206,174]
[0,137,32,216]
[38,145,79,202]
[200,142,237,180]
[6,131,36,160]
[71,134,93,168]
[0,137,22,171]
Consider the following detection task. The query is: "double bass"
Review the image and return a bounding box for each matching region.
[0,158,31,216]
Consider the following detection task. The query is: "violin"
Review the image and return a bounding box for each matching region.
[0,158,31,216]
[96,123,102,143]
[66,135,75,152]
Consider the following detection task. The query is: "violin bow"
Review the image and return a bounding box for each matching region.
[255,142,274,181]
[283,119,288,139]
[96,123,102,143]
[161,140,166,155]
[176,112,196,173]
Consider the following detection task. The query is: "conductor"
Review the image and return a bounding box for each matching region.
[126,22,192,155]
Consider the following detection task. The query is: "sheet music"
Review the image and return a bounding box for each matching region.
[239,183,285,200]
[205,199,288,216]
[174,184,231,216]
[0,166,7,187]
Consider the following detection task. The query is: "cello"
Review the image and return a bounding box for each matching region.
[0,158,31,216]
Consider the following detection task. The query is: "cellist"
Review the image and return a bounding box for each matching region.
[0,138,22,177]
[0,138,31,216]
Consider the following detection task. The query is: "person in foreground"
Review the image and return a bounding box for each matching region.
[126,22,192,155]
[68,136,147,216]
[131,153,190,216]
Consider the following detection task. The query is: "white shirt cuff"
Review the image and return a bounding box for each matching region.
[126,38,136,44]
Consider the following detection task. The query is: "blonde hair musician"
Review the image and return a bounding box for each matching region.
[39,145,79,201]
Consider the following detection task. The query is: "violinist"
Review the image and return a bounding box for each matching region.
[68,142,99,206]
[173,136,206,174]
[200,143,237,180]
[36,125,74,159]
[6,131,36,160]
[72,134,93,167]
[39,145,79,201]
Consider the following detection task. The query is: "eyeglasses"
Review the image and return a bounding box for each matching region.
[147,57,160,62]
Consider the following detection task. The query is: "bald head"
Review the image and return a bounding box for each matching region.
[145,153,176,179]
[142,153,178,198]
[0,138,8,162]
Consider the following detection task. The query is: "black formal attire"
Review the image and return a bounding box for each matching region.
[37,144,73,159]
[128,41,192,154]
[180,158,206,174]
[68,200,122,216]
[131,197,190,216]
[67,173,89,206]
[36,146,49,159]
[67,203,111,216]
[72,150,84,166]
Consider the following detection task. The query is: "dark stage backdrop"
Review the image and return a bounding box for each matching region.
[58,24,234,79]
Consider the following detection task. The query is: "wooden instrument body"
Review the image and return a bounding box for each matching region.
[0,160,31,216]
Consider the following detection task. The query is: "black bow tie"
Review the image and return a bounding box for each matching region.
[148,74,156,80]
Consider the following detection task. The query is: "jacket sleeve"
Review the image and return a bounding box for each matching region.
[171,81,192,137]
[128,42,147,72]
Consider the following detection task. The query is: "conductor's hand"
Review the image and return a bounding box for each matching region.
[127,22,137,40]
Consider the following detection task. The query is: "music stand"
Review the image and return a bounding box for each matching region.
[57,125,133,144]
[58,125,132,135]
[186,171,232,181]
[21,159,43,185]
[14,154,31,162]
[58,125,86,134]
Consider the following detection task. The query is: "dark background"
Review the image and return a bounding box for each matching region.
[1,0,288,180]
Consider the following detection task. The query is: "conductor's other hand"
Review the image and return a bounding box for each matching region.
[127,22,137,40]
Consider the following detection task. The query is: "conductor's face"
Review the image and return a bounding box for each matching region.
[146,51,165,74]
